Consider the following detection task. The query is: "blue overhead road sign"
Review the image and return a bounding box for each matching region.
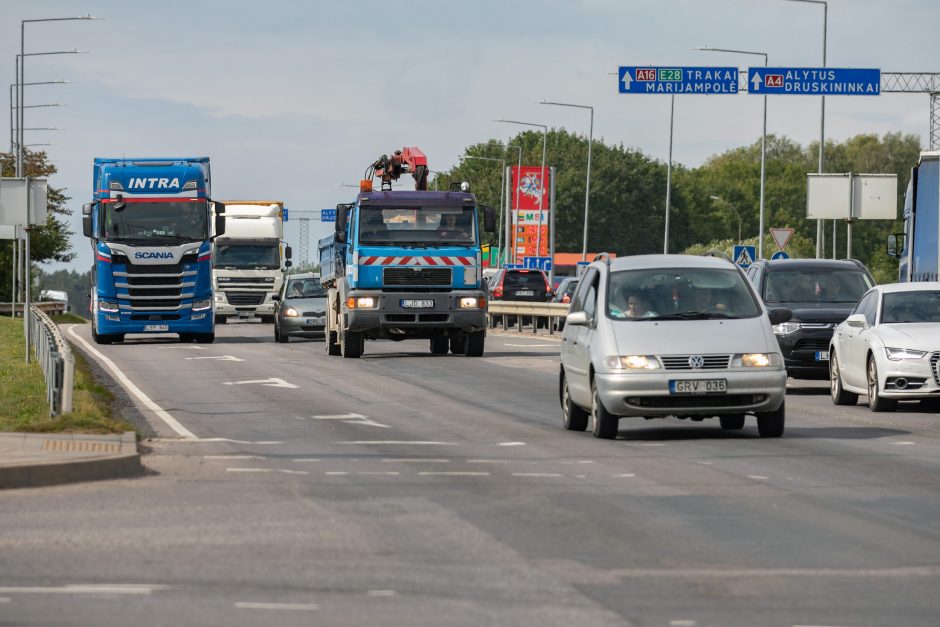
[747,67,880,96]
[618,66,738,94]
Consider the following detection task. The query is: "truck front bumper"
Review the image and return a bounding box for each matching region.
[215,301,275,317]
[96,309,214,335]
[345,289,487,337]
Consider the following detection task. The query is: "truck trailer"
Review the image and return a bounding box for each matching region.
[212,201,285,323]
[82,157,225,344]
[889,151,940,282]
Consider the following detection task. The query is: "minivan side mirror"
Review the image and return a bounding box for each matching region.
[767,307,792,326]
[845,313,868,329]
[566,311,589,326]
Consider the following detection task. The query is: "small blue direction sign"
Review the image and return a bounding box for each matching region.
[771,251,790,260]
[747,67,880,96]
[733,245,756,269]
[618,66,738,94]
[321,209,336,222]
[523,256,552,271]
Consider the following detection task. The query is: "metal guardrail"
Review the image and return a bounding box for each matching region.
[27,305,75,415]
[487,302,570,334]
[2,301,66,316]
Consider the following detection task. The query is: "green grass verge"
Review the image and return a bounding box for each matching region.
[0,316,135,434]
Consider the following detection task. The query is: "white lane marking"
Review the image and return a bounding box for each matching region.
[326,471,348,476]
[747,475,769,481]
[560,460,595,465]
[638,442,667,447]
[0,598,10,603]
[575,474,587,479]
[498,442,526,447]
[66,325,197,439]
[292,458,322,463]
[670,621,697,627]
[512,472,564,478]
[234,602,319,611]
[893,441,916,446]
[419,471,490,476]
[467,459,511,464]
[503,343,558,347]
[310,413,390,428]
[613,473,636,478]
[223,377,298,389]
[593,566,940,578]
[355,471,400,476]
[203,455,266,460]
[160,345,205,350]
[226,468,309,475]
[381,458,450,463]
[0,584,166,595]
[185,355,244,362]
[367,590,397,597]
[341,441,456,446]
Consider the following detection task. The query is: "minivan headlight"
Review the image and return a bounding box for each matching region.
[772,322,801,335]
[885,347,926,360]
[605,355,661,370]
[283,306,300,318]
[731,353,782,368]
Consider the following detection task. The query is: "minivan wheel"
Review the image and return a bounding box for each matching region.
[719,414,745,430]
[590,380,619,439]
[830,353,858,406]
[560,368,588,432]
[867,357,897,412]
[756,401,785,438]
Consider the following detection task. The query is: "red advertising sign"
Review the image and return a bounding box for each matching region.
[510,166,552,261]
[511,166,549,212]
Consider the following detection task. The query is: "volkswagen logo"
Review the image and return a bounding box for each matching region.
[688,355,705,369]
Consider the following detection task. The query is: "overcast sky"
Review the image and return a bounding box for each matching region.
[3,0,938,273]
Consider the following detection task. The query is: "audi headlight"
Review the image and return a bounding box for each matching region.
[772,322,801,335]
[284,306,300,318]
[732,353,781,368]
[192,298,212,311]
[604,355,661,370]
[885,347,926,361]
[98,300,119,313]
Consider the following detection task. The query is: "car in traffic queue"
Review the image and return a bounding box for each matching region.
[488,268,552,302]
[551,277,579,304]
[829,282,940,411]
[273,272,328,342]
[559,254,791,439]
[746,258,875,379]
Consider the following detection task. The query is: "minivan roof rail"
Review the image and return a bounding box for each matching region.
[593,252,612,265]
[702,250,734,263]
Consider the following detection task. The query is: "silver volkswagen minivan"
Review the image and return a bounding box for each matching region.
[559,254,791,439]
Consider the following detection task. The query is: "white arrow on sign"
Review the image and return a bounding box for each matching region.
[311,413,390,428]
[621,70,633,90]
[186,355,244,362]
[769,227,794,250]
[223,378,298,389]
[751,72,762,92]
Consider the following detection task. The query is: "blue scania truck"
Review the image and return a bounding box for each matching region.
[889,151,940,282]
[82,157,225,344]
[318,147,495,358]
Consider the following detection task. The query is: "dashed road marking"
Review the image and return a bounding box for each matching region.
[367,590,397,597]
[504,343,559,347]
[670,621,697,627]
[184,438,284,445]
[311,413,390,428]
[613,473,636,478]
[893,441,916,446]
[468,459,511,464]
[512,472,563,478]
[223,377,298,389]
[381,458,450,463]
[341,441,456,446]
[234,602,319,611]
[185,355,244,362]
[226,468,309,475]
[499,442,526,447]
[419,471,490,477]
[0,584,167,595]
[747,475,769,481]
[292,458,322,463]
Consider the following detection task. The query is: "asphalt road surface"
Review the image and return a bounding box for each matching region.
[2,322,939,626]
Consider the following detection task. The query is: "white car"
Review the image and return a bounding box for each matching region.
[830,282,940,411]
[559,254,790,439]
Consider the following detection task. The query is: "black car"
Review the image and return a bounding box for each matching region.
[746,258,875,379]
[488,268,552,302]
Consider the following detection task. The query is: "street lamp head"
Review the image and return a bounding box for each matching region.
[709,195,721,201]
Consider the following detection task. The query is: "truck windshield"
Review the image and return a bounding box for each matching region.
[99,200,208,243]
[213,244,280,269]
[359,206,476,246]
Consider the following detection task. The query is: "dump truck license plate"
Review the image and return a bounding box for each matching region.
[401,299,434,309]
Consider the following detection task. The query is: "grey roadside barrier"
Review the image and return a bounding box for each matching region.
[487,301,570,334]
[27,305,74,415]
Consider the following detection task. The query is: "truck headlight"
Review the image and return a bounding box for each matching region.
[732,353,781,368]
[885,347,926,360]
[192,298,212,311]
[459,297,485,308]
[284,307,300,318]
[772,322,801,335]
[215,293,226,303]
[345,296,377,309]
[98,300,119,313]
[604,355,661,370]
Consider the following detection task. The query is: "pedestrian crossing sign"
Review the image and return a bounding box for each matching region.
[733,245,756,268]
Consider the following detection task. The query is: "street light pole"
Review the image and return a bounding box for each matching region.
[9,78,66,153]
[496,120,548,264]
[540,101,594,261]
[694,46,768,258]
[709,195,743,243]
[783,0,827,258]
[664,94,674,254]
[505,144,522,265]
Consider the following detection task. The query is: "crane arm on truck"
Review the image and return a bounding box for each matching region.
[365,146,429,191]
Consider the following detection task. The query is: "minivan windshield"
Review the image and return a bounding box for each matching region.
[608,267,761,320]
[764,268,873,304]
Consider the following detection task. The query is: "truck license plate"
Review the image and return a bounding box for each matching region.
[669,379,727,394]
[143,324,169,332]
[815,351,829,361]
[401,299,434,309]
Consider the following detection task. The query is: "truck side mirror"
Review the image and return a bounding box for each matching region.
[82,203,94,238]
[886,233,904,258]
[285,245,292,260]
[209,201,226,239]
[335,205,348,243]
[482,205,496,233]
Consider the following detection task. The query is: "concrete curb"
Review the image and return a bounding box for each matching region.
[0,431,142,489]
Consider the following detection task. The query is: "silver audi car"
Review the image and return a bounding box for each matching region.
[273,272,328,342]
[559,254,791,439]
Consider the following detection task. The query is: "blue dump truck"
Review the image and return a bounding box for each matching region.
[82,157,225,344]
[889,151,940,282]
[319,147,495,358]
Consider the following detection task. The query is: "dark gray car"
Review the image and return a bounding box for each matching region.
[273,273,328,342]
